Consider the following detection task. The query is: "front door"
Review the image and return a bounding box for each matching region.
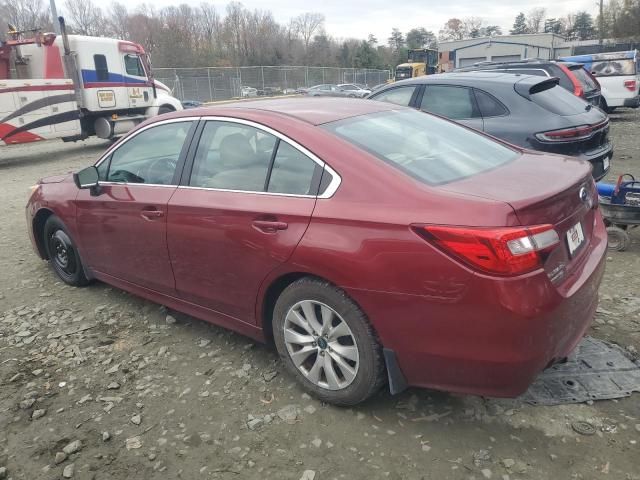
[75,119,196,294]
[167,119,322,323]
[122,53,153,109]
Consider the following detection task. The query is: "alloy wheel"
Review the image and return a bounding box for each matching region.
[283,300,359,390]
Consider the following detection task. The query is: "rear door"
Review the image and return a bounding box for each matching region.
[167,119,325,324]
[417,85,484,131]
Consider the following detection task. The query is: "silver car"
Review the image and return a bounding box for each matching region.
[337,83,372,98]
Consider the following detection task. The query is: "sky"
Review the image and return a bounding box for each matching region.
[126,0,597,42]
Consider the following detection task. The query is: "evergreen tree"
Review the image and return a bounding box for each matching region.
[510,12,528,34]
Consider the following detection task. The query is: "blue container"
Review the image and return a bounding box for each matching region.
[597,183,616,198]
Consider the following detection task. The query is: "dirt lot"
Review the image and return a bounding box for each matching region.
[1,110,640,480]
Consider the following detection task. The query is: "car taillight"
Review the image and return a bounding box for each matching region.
[558,64,584,97]
[535,120,607,142]
[416,224,559,276]
[624,79,637,92]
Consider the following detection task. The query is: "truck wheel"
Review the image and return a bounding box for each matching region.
[158,105,175,115]
[606,226,630,251]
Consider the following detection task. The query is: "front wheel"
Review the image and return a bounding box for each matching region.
[43,216,90,286]
[272,278,386,405]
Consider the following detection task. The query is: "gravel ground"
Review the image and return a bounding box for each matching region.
[1,110,640,480]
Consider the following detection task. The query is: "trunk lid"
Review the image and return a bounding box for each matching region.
[440,151,597,283]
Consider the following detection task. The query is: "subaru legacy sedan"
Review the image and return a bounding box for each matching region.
[26,98,607,405]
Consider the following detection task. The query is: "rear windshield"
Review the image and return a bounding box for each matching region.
[323,110,518,185]
[591,58,636,76]
[570,66,599,91]
[530,84,590,115]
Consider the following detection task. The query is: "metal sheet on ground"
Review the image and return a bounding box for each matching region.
[520,337,640,406]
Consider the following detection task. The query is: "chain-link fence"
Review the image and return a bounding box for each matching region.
[154,66,391,102]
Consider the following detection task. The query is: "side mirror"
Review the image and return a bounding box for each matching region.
[73,166,101,195]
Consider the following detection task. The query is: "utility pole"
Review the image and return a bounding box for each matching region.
[50,0,61,34]
[598,0,604,46]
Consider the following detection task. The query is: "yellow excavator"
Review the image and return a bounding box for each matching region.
[393,48,438,82]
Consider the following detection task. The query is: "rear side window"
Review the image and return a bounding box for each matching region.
[530,84,590,115]
[474,89,508,117]
[267,142,320,195]
[93,55,109,81]
[371,86,416,106]
[323,110,517,185]
[421,85,480,119]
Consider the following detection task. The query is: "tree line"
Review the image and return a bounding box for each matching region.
[1,0,639,70]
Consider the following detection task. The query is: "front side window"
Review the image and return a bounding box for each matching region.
[370,86,416,106]
[94,54,109,81]
[323,110,517,186]
[421,85,480,119]
[104,121,193,185]
[189,122,277,191]
[124,54,146,77]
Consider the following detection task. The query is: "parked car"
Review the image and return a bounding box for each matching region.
[455,59,602,107]
[559,50,640,113]
[181,100,203,109]
[27,98,607,405]
[241,86,258,98]
[368,72,612,181]
[257,86,283,97]
[336,83,371,98]
[299,84,341,96]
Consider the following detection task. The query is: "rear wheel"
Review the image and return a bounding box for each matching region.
[272,278,386,405]
[43,216,90,286]
[606,226,630,251]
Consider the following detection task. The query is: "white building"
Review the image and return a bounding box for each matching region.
[437,33,595,70]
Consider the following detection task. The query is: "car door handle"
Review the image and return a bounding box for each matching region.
[252,220,288,233]
[140,208,164,220]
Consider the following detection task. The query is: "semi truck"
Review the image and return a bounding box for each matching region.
[0,18,182,147]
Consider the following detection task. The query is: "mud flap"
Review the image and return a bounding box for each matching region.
[383,348,408,395]
[520,337,640,405]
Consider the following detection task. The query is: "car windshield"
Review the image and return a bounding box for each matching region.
[323,110,518,185]
[570,67,599,91]
[530,84,591,115]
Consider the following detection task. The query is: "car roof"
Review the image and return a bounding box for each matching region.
[161,97,400,126]
[389,71,536,85]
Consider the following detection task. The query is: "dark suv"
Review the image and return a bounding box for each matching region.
[455,59,602,107]
[367,72,612,180]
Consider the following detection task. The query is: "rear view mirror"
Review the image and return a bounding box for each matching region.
[73,166,100,195]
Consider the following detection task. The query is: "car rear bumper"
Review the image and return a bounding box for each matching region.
[575,143,612,181]
[623,95,640,108]
[346,213,607,398]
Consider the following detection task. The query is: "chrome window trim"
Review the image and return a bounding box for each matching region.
[189,116,342,198]
[97,181,176,188]
[93,115,342,198]
[94,116,202,168]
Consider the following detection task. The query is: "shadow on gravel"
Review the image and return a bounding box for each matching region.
[0,142,111,169]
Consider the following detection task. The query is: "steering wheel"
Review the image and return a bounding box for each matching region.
[139,157,177,185]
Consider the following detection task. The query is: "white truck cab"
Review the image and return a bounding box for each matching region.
[0,19,182,146]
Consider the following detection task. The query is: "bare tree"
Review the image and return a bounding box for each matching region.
[64,0,104,36]
[462,16,483,37]
[527,7,547,33]
[0,0,51,32]
[106,1,129,39]
[292,12,325,60]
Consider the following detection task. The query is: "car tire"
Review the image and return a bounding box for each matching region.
[43,215,90,287]
[272,277,386,406]
[606,226,630,251]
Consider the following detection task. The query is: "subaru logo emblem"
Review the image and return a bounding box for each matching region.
[579,187,588,203]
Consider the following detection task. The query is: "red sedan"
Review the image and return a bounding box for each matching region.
[26,98,607,405]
